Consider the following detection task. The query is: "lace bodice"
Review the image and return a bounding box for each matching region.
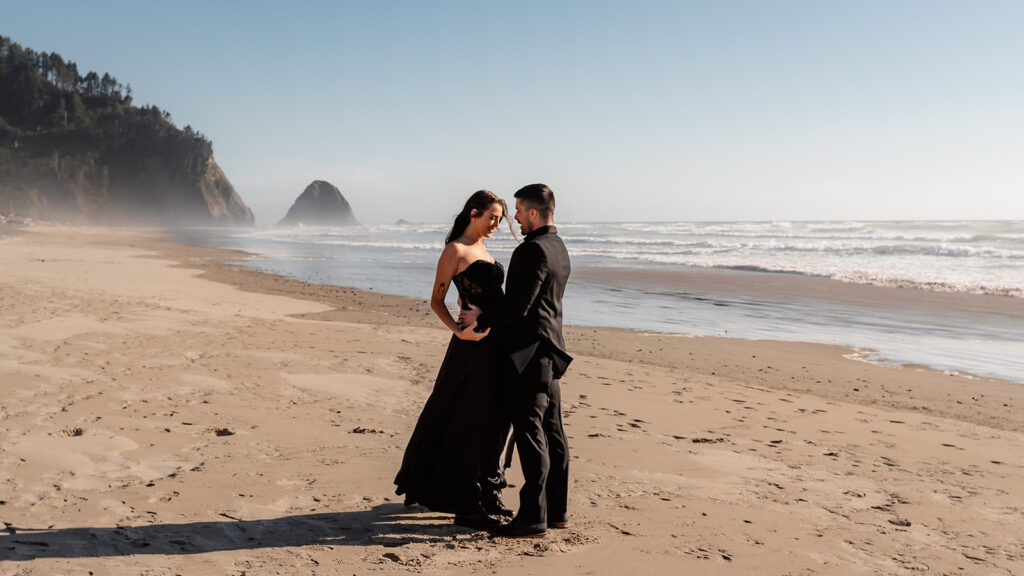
[453,260,505,312]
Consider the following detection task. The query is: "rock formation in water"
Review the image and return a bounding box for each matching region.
[277,180,358,227]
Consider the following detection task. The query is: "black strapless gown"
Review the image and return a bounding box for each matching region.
[394,260,510,514]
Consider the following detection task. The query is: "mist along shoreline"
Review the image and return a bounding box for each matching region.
[2,225,1022,575]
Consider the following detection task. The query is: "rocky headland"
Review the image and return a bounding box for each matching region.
[0,36,253,226]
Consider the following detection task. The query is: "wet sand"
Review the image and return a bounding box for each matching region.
[572,264,1024,383]
[572,265,1024,317]
[1,226,1022,574]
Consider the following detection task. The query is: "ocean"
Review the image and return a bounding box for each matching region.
[173,220,1024,382]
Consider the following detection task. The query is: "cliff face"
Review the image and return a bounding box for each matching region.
[0,35,254,226]
[199,157,254,225]
[0,147,254,226]
[101,151,253,226]
[277,180,358,227]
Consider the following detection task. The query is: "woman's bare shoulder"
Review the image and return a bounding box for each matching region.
[440,241,465,259]
[436,241,464,273]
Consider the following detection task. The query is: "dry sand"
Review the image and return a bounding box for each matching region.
[1,225,1021,575]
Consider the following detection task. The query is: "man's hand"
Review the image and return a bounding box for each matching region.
[458,304,482,328]
[454,320,489,341]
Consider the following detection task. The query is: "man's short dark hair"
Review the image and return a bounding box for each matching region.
[514,183,555,218]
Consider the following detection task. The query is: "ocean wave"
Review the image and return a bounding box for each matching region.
[835,272,1024,298]
[570,249,1024,296]
[586,221,1024,246]
[237,236,442,251]
[566,241,1020,259]
[299,239,440,250]
[869,244,1020,258]
[221,220,1024,298]
[803,221,867,232]
[565,231,1023,249]
[233,223,447,240]
[700,264,1024,298]
[566,235,723,248]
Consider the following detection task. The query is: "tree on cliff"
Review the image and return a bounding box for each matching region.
[0,35,253,225]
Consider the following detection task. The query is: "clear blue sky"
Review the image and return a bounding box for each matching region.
[5,1,1023,224]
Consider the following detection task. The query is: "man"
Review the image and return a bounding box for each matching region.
[461,183,572,538]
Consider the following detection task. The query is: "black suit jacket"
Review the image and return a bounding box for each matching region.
[480,225,572,377]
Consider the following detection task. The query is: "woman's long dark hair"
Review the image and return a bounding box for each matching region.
[445,190,516,244]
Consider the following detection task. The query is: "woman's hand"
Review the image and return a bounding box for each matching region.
[458,304,481,327]
[454,321,490,341]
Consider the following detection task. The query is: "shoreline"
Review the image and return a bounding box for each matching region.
[2,225,1022,574]
[572,264,1024,312]
[569,264,1024,383]
[33,225,1024,435]
[138,229,1023,432]
[171,225,1024,382]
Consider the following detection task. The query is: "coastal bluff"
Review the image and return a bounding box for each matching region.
[277,180,358,227]
[0,36,254,226]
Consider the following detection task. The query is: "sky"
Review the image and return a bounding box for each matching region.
[4,1,1023,224]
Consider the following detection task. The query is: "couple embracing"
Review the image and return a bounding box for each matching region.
[394,183,572,538]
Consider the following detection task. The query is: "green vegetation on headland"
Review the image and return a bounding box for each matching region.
[0,36,253,226]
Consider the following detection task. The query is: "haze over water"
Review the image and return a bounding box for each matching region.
[176,220,1024,383]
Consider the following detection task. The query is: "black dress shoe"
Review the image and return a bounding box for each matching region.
[489,519,547,538]
[453,512,502,531]
[548,513,570,529]
[482,498,514,517]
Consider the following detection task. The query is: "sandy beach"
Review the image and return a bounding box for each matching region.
[2,225,1022,575]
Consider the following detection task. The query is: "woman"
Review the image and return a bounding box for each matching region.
[394,190,516,530]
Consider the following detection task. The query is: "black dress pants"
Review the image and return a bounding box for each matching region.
[511,355,569,525]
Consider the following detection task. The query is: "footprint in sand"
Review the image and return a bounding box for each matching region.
[691,437,725,444]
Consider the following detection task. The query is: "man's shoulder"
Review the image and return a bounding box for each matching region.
[514,237,546,255]
[514,227,568,263]
[538,231,566,245]
[534,230,568,254]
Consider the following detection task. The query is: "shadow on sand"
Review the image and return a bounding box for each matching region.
[1,503,483,561]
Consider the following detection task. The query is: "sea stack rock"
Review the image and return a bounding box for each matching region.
[278,180,358,226]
